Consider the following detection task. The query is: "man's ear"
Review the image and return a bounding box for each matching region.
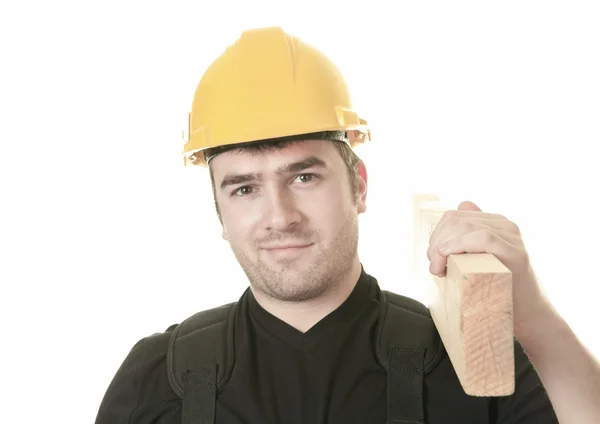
[221,226,229,241]
[356,160,368,214]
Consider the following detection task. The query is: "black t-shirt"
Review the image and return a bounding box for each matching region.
[95,268,558,423]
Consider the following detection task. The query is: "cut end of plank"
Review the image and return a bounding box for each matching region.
[461,268,514,396]
[429,253,515,397]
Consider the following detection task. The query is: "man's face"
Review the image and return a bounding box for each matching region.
[209,140,368,302]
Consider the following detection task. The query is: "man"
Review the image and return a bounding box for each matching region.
[95,27,599,423]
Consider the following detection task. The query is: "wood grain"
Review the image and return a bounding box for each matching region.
[430,253,515,396]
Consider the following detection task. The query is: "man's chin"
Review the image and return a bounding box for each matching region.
[252,269,330,302]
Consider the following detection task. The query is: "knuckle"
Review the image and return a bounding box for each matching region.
[481,229,495,244]
[442,210,457,222]
[510,221,521,235]
[459,219,475,232]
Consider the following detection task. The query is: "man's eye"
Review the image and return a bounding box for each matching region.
[295,173,316,183]
[233,186,253,197]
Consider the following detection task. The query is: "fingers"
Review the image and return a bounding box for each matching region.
[425,204,523,278]
[428,229,516,277]
[428,217,521,260]
[427,221,496,274]
[428,210,508,244]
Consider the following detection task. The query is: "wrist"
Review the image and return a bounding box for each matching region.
[514,296,564,350]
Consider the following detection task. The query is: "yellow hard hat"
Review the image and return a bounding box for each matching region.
[182,26,371,167]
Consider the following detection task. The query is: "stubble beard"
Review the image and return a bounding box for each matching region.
[231,210,359,303]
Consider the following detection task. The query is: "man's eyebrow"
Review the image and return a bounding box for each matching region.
[220,172,260,190]
[276,156,328,174]
[219,156,328,190]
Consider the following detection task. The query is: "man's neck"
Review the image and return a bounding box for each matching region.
[250,258,363,333]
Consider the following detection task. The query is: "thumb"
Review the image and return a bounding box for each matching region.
[457,200,482,212]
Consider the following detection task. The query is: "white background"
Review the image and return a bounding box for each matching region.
[1,1,599,422]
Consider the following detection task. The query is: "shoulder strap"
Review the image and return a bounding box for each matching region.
[166,301,237,424]
[376,289,446,424]
[376,290,446,373]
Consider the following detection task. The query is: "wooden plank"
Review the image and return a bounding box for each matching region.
[430,254,515,396]
[414,194,515,396]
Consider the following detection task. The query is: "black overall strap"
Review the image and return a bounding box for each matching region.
[167,300,238,424]
[182,365,218,424]
[387,347,426,424]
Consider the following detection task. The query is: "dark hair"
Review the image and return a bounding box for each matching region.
[206,135,361,224]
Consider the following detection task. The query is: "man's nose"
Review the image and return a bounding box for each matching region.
[264,188,302,232]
